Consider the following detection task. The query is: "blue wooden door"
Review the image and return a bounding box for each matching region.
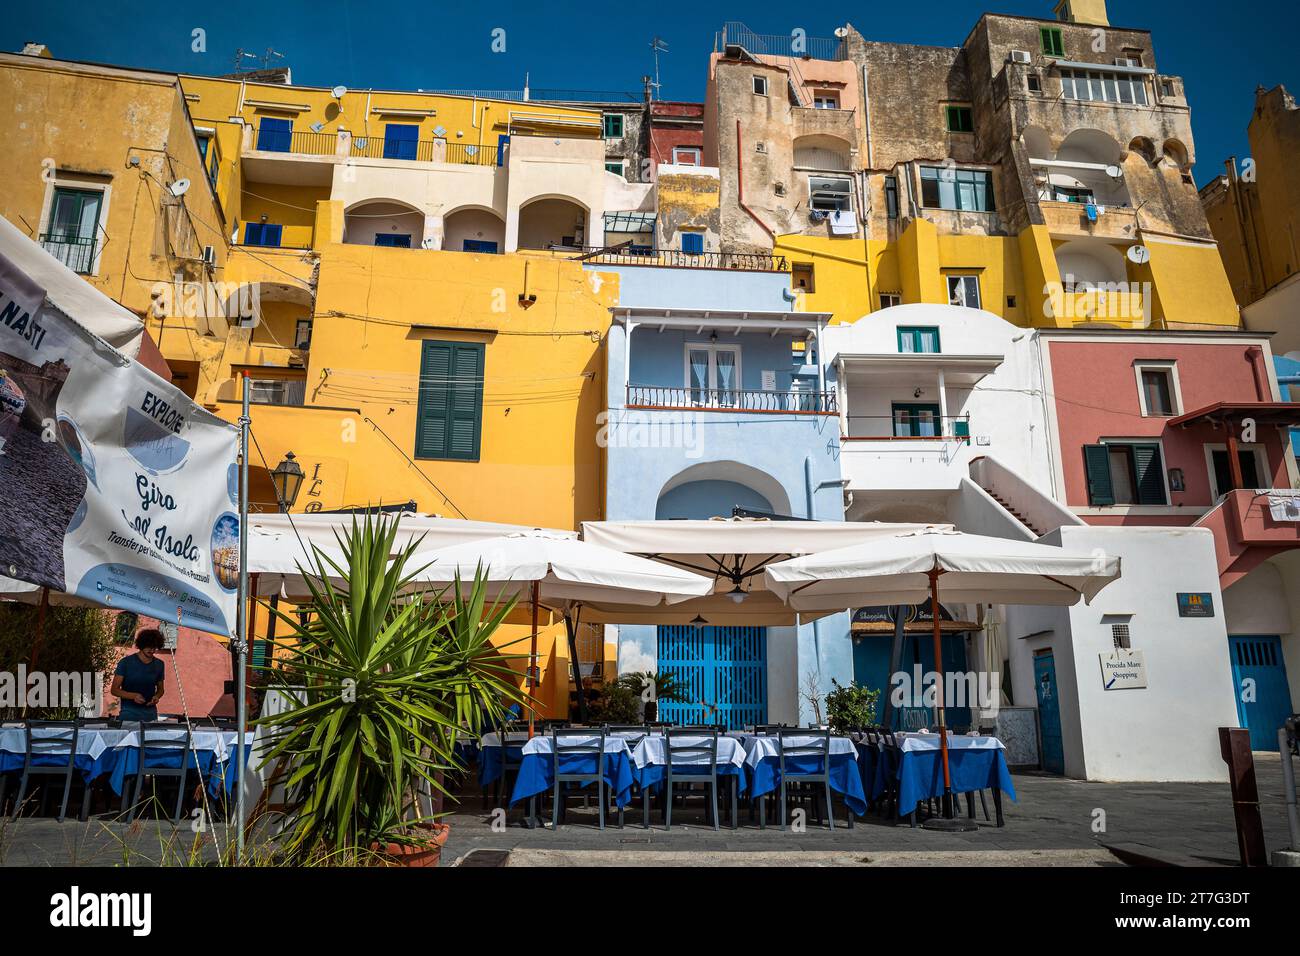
[1033,650,1065,774]
[383,123,420,160]
[853,632,971,730]
[1230,636,1293,751]
[657,625,766,729]
[257,118,293,152]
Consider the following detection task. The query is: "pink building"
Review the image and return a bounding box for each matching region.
[1040,329,1300,748]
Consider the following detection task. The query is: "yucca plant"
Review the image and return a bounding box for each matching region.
[256,513,527,860]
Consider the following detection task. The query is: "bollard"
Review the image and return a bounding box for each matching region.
[1275,717,1300,868]
[1218,727,1267,867]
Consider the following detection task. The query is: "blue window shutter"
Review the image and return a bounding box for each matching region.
[415,341,483,461]
[257,118,292,152]
[1083,445,1114,506]
[243,222,262,245]
[383,124,420,160]
[263,224,282,247]
[1132,443,1167,505]
[496,135,510,167]
[681,232,703,254]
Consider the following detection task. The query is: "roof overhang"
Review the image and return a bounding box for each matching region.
[614,307,832,335]
[836,353,1004,387]
[1168,401,1300,429]
[1048,58,1155,76]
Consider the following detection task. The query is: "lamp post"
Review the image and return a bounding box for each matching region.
[270,452,305,512]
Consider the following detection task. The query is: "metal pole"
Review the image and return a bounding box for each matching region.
[1280,725,1299,855]
[235,374,250,862]
[527,580,539,739]
[930,569,952,798]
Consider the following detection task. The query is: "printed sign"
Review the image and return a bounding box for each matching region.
[0,248,238,635]
[1176,592,1215,618]
[1100,650,1147,690]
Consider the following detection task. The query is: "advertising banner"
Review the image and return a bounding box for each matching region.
[0,247,239,635]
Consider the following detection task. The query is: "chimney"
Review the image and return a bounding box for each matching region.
[1053,0,1109,27]
[19,42,53,58]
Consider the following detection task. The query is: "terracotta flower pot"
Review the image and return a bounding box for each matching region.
[372,822,450,868]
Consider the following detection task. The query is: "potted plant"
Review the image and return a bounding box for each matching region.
[616,670,688,722]
[825,678,881,735]
[257,513,526,866]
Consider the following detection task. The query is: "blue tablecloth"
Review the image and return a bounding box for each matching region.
[108,748,222,797]
[479,745,525,789]
[632,761,748,795]
[0,751,108,782]
[509,751,635,808]
[887,747,1018,818]
[749,752,867,816]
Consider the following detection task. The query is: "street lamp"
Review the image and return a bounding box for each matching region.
[270,452,305,512]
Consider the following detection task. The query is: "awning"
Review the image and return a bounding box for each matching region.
[603,211,656,233]
[0,213,143,358]
[1167,401,1300,429]
[836,353,1004,387]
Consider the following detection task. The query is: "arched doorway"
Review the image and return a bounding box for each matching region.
[443,206,505,254]
[343,199,425,248]
[517,197,588,251]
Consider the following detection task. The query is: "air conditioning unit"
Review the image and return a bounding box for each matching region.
[201,245,216,267]
[1010,50,1032,64]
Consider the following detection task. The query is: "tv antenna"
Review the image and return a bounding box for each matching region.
[649,36,669,100]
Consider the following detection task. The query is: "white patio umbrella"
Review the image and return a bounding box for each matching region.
[765,527,1121,828]
[244,528,348,599]
[401,530,714,734]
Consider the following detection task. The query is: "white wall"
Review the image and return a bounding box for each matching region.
[823,303,1056,494]
[1044,525,1238,782]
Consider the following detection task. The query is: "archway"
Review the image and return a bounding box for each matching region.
[443,206,505,254]
[343,199,425,248]
[517,197,588,251]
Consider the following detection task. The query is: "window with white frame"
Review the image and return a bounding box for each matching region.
[604,160,625,177]
[672,146,701,166]
[685,343,741,407]
[946,274,981,309]
[1205,443,1269,499]
[1133,362,1181,417]
[919,165,995,212]
[809,175,852,212]
[1083,440,1169,505]
[879,292,902,310]
[42,183,108,275]
[1060,67,1148,106]
[752,75,768,96]
[813,91,840,109]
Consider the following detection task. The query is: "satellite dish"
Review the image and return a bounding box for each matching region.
[331,85,348,99]
[168,178,190,197]
[1126,244,1151,265]
[834,26,848,38]
[1105,164,1124,180]
[421,237,436,249]
[310,121,325,133]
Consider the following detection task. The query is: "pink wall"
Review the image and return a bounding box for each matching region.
[1047,340,1288,524]
[104,614,233,718]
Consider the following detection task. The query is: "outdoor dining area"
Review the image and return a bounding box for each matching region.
[0,718,250,823]
[471,720,1016,831]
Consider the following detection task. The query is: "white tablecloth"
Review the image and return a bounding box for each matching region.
[520,735,631,756]
[0,725,250,762]
[631,735,745,771]
[478,732,532,749]
[893,733,1006,753]
[737,734,858,767]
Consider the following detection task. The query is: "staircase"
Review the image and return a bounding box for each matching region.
[985,489,1045,537]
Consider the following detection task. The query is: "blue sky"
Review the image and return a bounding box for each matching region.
[4,0,1293,187]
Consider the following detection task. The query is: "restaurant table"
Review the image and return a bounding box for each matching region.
[478,731,531,789]
[739,733,868,822]
[1,724,253,812]
[869,733,1016,826]
[508,735,636,822]
[629,734,747,828]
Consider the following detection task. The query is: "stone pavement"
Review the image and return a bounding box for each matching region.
[0,755,1292,867]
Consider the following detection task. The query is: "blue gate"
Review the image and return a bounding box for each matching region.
[1033,650,1065,774]
[1230,635,1293,751]
[656,625,766,729]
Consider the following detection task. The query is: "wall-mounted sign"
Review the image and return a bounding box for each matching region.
[1100,649,1147,690]
[1177,592,1215,618]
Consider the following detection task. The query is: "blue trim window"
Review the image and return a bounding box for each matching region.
[374,233,412,248]
[603,113,623,138]
[681,232,704,254]
[256,118,292,152]
[920,166,995,212]
[243,222,283,247]
[897,326,940,354]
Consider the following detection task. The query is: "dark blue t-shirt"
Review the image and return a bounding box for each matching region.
[115,654,164,719]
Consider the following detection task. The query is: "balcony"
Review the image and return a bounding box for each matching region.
[1039,200,1138,241]
[581,247,788,272]
[627,384,836,415]
[39,234,96,274]
[349,136,497,166]
[841,416,973,492]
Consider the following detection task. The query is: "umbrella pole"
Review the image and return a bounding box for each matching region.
[527,580,539,739]
[922,567,977,832]
[565,607,589,724]
[30,586,49,673]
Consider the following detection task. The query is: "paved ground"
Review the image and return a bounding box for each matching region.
[0,755,1292,866]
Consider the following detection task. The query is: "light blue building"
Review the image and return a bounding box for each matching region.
[588,260,850,725]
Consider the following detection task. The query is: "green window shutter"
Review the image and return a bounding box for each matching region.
[1041,27,1064,57]
[1132,443,1167,505]
[415,341,484,461]
[1083,445,1114,505]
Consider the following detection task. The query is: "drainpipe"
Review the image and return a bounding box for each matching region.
[735,120,774,241]
[1247,346,1271,401]
[804,454,822,692]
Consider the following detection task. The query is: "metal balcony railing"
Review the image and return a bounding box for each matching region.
[346,136,498,165]
[716,21,847,61]
[579,247,788,272]
[843,414,971,441]
[40,234,96,273]
[254,126,337,156]
[443,142,497,166]
[628,384,837,415]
